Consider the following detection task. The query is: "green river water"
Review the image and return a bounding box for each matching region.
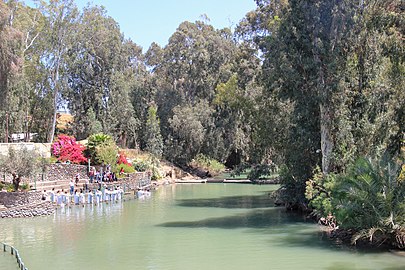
[0,184,404,270]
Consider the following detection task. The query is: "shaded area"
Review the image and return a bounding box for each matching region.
[326,265,405,270]
[176,193,276,209]
[158,208,306,229]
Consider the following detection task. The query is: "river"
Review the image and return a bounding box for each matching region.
[0,184,404,270]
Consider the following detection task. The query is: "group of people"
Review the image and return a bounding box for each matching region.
[88,166,121,183]
[42,186,125,207]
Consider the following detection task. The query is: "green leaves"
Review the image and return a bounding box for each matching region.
[87,133,117,165]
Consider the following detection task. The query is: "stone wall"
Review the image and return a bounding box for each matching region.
[0,201,55,218]
[0,143,51,158]
[0,191,41,208]
[0,191,55,218]
[2,163,89,184]
[45,163,88,182]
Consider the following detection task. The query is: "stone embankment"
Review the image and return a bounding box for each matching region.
[0,191,55,218]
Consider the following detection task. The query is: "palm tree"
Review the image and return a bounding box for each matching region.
[332,157,405,248]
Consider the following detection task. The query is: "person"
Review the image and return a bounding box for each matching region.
[119,167,124,176]
[74,190,80,205]
[89,168,94,183]
[69,180,74,195]
[84,178,89,192]
[41,190,47,200]
[56,190,62,206]
[49,188,55,203]
[79,189,85,205]
[75,173,80,186]
[87,190,93,204]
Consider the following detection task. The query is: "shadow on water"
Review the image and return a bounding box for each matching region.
[163,192,405,260]
[325,265,405,270]
[158,207,307,229]
[176,193,276,209]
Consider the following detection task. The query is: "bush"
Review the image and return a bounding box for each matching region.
[132,159,149,172]
[117,151,131,166]
[51,134,87,164]
[307,157,405,248]
[6,183,14,192]
[20,183,29,191]
[115,163,135,175]
[87,133,114,158]
[190,154,225,175]
[132,157,162,180]
[87,133,117,165]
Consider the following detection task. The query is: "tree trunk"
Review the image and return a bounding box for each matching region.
[320,104,334,174]
[48,59,60,143]
[12,173,21,191]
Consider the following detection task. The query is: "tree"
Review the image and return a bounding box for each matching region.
[144,105,163,158]
[0,146,40,191]
[65,5,134,142]
[37,0,78,143]
[165,101,212,164]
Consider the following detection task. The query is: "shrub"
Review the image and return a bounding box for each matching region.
[307,157,405,248]
[20,183,29,191]
[87,133,114,159]
[6,184,14,192]
[96,144,118,169]
[117,151,131,165]
[132,157,162,180]
[132,159,149,172]
[190,154,225,175]
[87,133,118,167]
[51,134,87,164]
[115,163,135,175]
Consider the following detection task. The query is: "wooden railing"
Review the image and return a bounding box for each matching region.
[1,242,28,270]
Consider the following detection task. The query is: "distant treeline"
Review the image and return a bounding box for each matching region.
[0,0,403,202]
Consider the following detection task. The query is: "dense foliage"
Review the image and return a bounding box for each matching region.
[0,147,40,190]
[0,0,403,247]
[51,134,87,164]
[306,157,405,248]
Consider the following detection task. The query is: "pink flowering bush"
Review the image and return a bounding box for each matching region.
[51,134,87,164]
[117,151,131,166]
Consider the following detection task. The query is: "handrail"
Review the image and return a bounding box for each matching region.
[1,242,28,270]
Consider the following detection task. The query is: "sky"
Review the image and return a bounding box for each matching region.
[28,0,257,52]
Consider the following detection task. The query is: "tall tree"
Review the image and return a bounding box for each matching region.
[144,104,163,157]
[38,0,78,143]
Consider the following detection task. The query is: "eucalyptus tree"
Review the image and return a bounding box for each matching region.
[144,104,163,158]
[65,5,134,141]
[240,0,403,207]
[0,0,24,142]
[340,0,404,162]
[0,0,51,142]
[37,0,79,143]
[150,20,241,163]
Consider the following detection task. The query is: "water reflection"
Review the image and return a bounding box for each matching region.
[159,208,306,229]
[176,194,275,209]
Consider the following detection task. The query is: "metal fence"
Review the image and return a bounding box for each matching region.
[1,242,28,270]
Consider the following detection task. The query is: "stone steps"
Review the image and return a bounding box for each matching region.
[30,179,89,192]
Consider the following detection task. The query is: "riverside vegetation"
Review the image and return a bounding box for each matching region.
[0,0,403,249]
